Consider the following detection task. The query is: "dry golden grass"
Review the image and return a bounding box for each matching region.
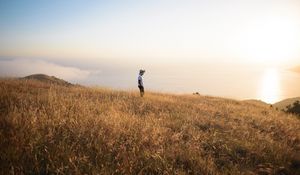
[0,79,299,175]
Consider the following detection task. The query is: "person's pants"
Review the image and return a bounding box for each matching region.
[138,85,144,96]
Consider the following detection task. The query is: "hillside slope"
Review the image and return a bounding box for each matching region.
[0,79,299,174]
[243,99,269,106]
[22,74,73,86]
[273,97,300,110]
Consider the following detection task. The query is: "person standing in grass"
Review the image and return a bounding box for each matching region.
[138,69,145,97]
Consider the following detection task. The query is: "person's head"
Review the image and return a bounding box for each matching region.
[139,69,145,75]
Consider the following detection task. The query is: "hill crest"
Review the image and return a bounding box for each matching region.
[21,74,73,86]
[273,97,300,110]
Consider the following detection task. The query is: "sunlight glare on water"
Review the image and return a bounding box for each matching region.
[259,68,280,104]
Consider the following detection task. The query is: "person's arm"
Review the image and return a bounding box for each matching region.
[138,76,142,86]
[138,76,143,86]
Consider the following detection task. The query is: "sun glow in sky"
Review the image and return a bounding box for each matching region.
[1,0,300,102]
[259,68,281,104]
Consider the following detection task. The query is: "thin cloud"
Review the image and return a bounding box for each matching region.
[0,58,91,82]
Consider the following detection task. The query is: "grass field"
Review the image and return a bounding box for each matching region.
[0,79,299,174]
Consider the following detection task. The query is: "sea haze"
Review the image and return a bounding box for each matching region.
[1,58,299,104]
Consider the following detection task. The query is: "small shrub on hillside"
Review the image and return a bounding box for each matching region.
[286,100,300,116]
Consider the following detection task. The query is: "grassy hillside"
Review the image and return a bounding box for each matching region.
[22,74,73,87]
[242,99,269,106]
[0,79,299,175]
[273,97,300,111]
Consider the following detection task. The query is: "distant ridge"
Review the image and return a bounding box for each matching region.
[243,99,268,106]
[21,74,73,86]
[273,97,300,110]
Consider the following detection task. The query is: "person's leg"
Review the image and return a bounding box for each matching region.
[141,86,144,97]
[139,86,143,97]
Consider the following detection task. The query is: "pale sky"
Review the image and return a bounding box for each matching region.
[1,0,300,65]
[1,0,300,102]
